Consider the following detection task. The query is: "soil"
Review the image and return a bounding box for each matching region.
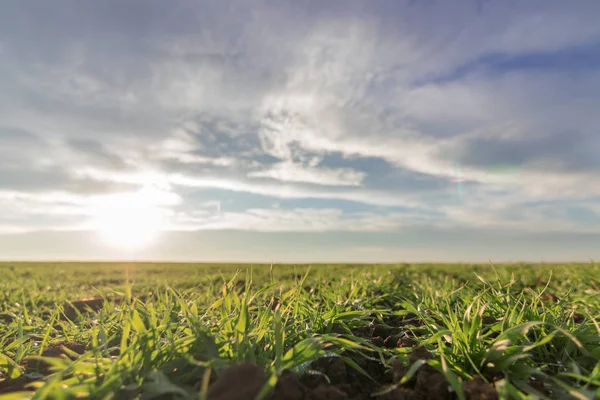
[207,363,267,400]
[481,316,498,326]
[62,297,105,320]
[572,313,584,323]
[0,340,500,399]
[205,338,504,400]
[352,322,416,352]
[540,292,560,303]
[22,341,87,374]
[527,378,552,397]
[206,345,468,400]
[462,376,498,400]
[0,312,17,323]
[0,341,87,394]
[0,375,32,394]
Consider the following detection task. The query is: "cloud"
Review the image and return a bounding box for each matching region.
[248,161,365,186]
[167,206,434,232]
[66,138,129,170]
[0,184,180,234]
[1,0,600,252]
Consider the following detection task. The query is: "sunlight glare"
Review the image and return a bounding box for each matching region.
[92,189,165,249]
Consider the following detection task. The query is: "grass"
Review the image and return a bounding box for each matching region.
[0,262,599,399]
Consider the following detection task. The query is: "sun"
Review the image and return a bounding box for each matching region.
[91,191,165,249]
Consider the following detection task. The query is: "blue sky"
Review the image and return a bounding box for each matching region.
[1,0,599,261]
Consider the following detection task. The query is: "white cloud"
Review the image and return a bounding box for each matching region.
[1,0,600,241]
[168,174,426,208]
[248,161,365,186]
[0,185,181,233]
[441,201,600,234]
[168,207,422,232]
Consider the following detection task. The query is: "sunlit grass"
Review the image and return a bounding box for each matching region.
[0,262,599,399]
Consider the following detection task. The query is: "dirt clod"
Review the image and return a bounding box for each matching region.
[540,292,560,303]
[330,324,347,334]
[41,341,86,358]
[463,376,498,400]
[353,326,370,337]
[272,370,306,400]
[309,385,348,400]
[382,315,405,327]
[383,336,400,348]
[269,298,281,311]
[408,347,433,363]
[397,337,417,348]
[381,386,420,400]
[22,341,86,373]
[386,360,454,400]
[402,312,417,322]
[572,313,584,323]
[234,279,246,289]
[207,363,267,400]
[371,325,390,338]
[0,376,34,394]
[392,359,408,382]
[192,352,458,400]
[311,358,347,385]
[481,316,498,326]
[63,297,105,320]
[414,365,452,400]
[0,312,17,323]
[527,378,551,397]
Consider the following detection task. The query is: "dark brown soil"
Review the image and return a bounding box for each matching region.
[0,312,17,323]
[0,342,86,394]
[207,363,267,400]
[540,292,560,303]
[397,337,417,348]
[382,363,453,400]
[372,336,385,347]
[463,376,498,400]
[0,375,32,394]
[303,356,386,399]
[352,322,416,351]
[527,378,551,397]
[39,341,86,358]
[1,344,500,399]
[205,345,479,400]
[22,341,86,373]
[62,297,105,320]
[407,346,433,363]
[572,312,584,323]
[383,336,399,348]
[481,316,498,326]
[204,345,499,400]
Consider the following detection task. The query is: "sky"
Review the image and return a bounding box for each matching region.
[1,0,599,262]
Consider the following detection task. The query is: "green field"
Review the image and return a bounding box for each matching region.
[0,262,599,399]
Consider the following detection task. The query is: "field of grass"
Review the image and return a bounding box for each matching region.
[0,262,599,399]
